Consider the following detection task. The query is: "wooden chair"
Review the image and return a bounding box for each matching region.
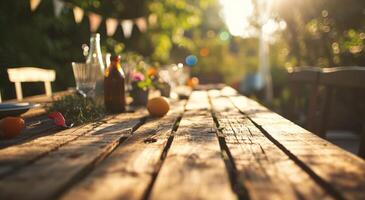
[7,67,56,101]
[318,66,365,158]
[287,67,321,132]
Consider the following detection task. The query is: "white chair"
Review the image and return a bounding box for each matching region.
[7,67,56,101]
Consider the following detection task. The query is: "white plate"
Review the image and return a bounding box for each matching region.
[0,103,40,118]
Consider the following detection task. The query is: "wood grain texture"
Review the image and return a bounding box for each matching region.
[0,111,146,200]
[1,86,364,200]
[229,92,365,200]
[185,90,211,111]
[209,91,332,200]
[150,91,237,200]
[60,100,185,200]
[0,116,58,149]
[0,122,98,177]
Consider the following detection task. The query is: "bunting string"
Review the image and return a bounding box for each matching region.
[29,0,151,37]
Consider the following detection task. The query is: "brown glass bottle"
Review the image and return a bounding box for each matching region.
[104,55,126,113]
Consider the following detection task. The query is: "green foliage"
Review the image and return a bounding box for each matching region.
[245,0,365,113]
[136,78,153,90]
[0,0,210,99]
[275,0,365,67]
[146,0,210,62]
[47,95,105,125]
[3,0,362,114]
[185,1,261,85]
[0,1,89,99]
[133,61,155,90]
[67,0,210,63]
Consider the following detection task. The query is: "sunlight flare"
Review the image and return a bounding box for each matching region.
[219,0,254,37]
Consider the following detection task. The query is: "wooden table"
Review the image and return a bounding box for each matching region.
[0,86,364,200]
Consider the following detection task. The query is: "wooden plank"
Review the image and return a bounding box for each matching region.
[229,93,365,200]
[185,90,210,111]
[0,115,58,149]
[0,109,147,177]
[0,111,147,199]
[0,122,98,177]
[150,91,237,200]
[60,100,186,200]
[209,91,332,200]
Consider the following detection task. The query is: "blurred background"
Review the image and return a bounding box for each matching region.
[0,0,364,114]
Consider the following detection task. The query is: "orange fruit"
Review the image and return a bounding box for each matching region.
[187,77,199,89]
[147,97,170,117]
[0,117,25,139]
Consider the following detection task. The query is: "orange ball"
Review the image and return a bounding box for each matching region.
[0,117,25,139]
[147,97,170,117]
[187,77,199,89]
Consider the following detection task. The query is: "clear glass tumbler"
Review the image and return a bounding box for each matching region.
[71,62,99,97]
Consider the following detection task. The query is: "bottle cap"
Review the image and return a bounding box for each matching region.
[110,55,121,62]
[91,33,100,40]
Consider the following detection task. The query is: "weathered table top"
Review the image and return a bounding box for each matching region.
[0,86,364,200]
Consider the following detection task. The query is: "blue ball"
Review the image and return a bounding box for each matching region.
[185,55,198,66]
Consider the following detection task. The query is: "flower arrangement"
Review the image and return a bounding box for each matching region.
[131,71,153,91]
[129,61,157,105]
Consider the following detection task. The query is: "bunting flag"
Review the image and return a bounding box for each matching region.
[73,6,84,23]
[89,12,102,32]
[135,17,147,32]
[30,0,41,11]
[121,20,134,38]
[106,18,118,36]
[53,0,64,17]
[29,0,149,37]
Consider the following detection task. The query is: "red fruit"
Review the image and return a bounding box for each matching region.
[48,112,66,127]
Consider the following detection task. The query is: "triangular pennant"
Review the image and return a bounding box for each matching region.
[53,0,64,17]
[73,6,84,24]
[30,0,41,11]
[135,17,147,32]
[88,12,102,32]
[121,20,133,38]
[106,18,118,36]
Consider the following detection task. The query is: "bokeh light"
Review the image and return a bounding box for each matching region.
[219,31,230,41]
[219,0,254,37]
[199,48,210,57]
[185,55,198,66]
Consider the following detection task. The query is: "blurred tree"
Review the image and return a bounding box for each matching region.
[67,0,209,63]
[275,0,365,67]
[185,0,260,85]
[0,0,210,99]
[0,1,88,99]
[270,0,365,123]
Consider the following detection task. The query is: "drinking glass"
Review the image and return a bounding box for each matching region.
[72,62,99,97]
[167,64,189,87]
[122,62,134,92]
